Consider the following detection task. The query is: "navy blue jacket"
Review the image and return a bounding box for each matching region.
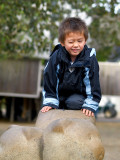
[42,44,101,113]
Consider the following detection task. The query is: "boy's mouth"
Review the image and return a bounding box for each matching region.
[72,49,80,53]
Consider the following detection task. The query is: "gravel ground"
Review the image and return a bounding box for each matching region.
[0,120,120,160]
[96,121,120,160]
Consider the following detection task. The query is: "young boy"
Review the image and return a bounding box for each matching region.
[41,17,101,117]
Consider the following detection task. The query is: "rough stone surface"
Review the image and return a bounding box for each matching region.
[0,125,43,160]
[36,109,95,129]
[0,110,105,160]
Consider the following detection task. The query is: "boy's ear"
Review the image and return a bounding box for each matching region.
[60,42,64,46]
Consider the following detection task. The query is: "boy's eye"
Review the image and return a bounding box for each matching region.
[69,41,73,43]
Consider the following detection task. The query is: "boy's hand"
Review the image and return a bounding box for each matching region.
[81,108,94,117]
[41,106,52,112]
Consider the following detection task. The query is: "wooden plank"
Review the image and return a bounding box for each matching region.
[0,59,42,98]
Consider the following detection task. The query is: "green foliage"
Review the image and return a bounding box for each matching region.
[84,1,120,61]
[0,0,70,58]
[96,47,113,61]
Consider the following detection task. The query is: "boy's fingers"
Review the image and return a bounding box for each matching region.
[45,107,48,111]
[88,111,91,117]
[47,106,52,110]
[41,106,52,112]
[41,106,47,112]
[85,109,89,116]
[40,108,44,112]
[82,109,94,117]
[92,112,94,117]
[41,108,46,112]
[82,109,85,114]
[46,107,51,111]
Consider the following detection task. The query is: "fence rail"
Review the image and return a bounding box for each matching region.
[99,62,120,95]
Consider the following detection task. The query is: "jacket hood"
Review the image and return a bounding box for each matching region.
[50,44,96,68]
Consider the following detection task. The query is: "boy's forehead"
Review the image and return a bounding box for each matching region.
[65,31,85,39]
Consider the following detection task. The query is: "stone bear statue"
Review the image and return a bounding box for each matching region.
[0,110,105,160]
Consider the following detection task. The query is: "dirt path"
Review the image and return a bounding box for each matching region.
[0,121,120,160]
[96,122,120,160]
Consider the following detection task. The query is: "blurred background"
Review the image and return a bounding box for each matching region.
[0,1,120,159]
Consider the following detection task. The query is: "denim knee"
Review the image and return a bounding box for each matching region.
[65,94,85,110]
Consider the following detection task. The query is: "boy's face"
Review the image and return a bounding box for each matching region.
[61,32,86,62]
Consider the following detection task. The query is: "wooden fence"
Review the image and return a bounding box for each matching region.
[0,59,44,98]
[0,60,119,97]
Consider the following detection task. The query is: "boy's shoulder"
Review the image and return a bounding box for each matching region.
[48,44,63,67]
[50,44,69,64]
[84,45,96,58]
[80,45,98,68]
[50,44,62,57]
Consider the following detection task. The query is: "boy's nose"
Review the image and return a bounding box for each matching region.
[73,41,79,47]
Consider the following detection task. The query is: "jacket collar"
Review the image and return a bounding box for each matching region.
[71,45,92,67]
[60,44,91,67]
[52,44,92,67]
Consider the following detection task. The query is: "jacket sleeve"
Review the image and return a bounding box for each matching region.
[82,54,101,113]
[42,53,60,109]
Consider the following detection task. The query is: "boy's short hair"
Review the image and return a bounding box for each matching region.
[58,17,88,43]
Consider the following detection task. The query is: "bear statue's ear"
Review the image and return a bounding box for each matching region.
[22,127,43,141]
[51,118,73,134]
[52,125,64,134]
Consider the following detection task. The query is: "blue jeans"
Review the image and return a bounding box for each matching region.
[59,94,85,110]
